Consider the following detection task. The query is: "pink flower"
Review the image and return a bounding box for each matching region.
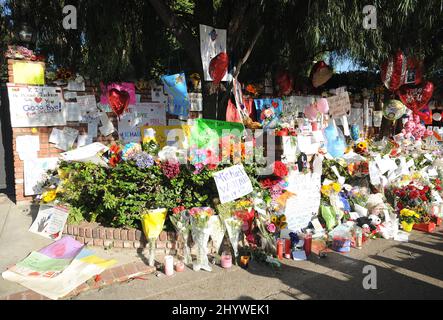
[267,223,276,233]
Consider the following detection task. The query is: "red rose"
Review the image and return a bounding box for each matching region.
[399,190,406,198]
[410,190,420,200]
[273,161,288,178]
[109,156,119,167]
[436,185,442,191]
[246,233,256,245]
[420,195,428,202]
[397,203,404,210]
[207,163,218,171]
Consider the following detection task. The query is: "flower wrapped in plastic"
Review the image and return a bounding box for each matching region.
[217,202,243,261]
[189,207,214,272]
[169,206,192,265]
[207,215,226,256]
[141,208,167,266]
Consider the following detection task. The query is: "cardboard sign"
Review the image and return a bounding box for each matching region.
[118,103,167,143]
[189,93,203,112]
[327,91,351,118]
[29,205,69,241]
[213,165,253,204]
[7,84,66,127]
[24,158,59,196]
[285,172,321,231]
[11,60,45,85]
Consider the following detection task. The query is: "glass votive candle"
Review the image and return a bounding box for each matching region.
[164,255,174,276]
[175,260,185,272]
[221,252,232,269]
[240,256,250,269]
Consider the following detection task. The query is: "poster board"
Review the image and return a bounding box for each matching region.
[9,60,45,85]
[327,92,351,118]
[29,205,69,240]
[199,24,228,82]
[118,103,167,143]
[24,157,59,196]
[285,172,322,231]
[7,84,66,127]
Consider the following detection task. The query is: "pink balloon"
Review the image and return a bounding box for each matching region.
[304,104,318,120]
[316,98,329,114]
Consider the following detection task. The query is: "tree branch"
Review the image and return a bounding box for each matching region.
[148,0,202,72]
[234,25,265,78]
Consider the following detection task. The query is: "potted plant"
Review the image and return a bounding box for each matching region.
[399,209,420,232]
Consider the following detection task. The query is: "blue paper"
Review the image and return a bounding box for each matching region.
[254,98,283,129]
[161,73,190,117]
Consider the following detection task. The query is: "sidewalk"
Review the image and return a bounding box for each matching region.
[1,194,443,300]
[0,194,153,299]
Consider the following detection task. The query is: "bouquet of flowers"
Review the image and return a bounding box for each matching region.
[170,206,192,265]
[140,208,167,266]
[189,207,214,272]
[217,202,243,261]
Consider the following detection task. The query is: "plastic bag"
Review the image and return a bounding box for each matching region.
[321,205,337,231]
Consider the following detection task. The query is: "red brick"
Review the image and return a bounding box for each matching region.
[113,229,121,240]
[97,228,105,239]
[100,270,115,285]
[113,240,123,248]
[159,231,167,241]
[7,292,27,300]
[104,240,113,247]
[120,230,128,241]
[106,228,113,239]
[85,228,92,238]
[78,227,85,237]
[63,224,68,234]
[167,232,176,241]
[76,283,89,293]
[76,236,85,244]
[133,241,144,249]
[135,230,142,241]
[72,226,79,236]
[122,241,132,248]
[67,225,73,234]
[166,242,176,249]
[128,229,136,241]
[93,239,104,247]
[123,263,138,277]
[111,266,126,281]
[92,228,99,239]
[157,241,166,249]
[134,262,151,273]
[84,238,93,245]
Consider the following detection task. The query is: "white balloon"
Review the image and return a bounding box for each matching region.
[433,112,442,121]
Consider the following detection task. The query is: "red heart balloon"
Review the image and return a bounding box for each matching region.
[209,52,229,85]
[415,105,433,125]
[108,88,130,117]
[380,50,408,91]
[275,70,293,96]
[397,82,434,112]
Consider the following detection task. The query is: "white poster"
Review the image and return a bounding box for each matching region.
[285,172,321,231]
[24,158,59,196]
[7,84,66,128]
[49,127,79,151]
[29,205,69,240]
[76,95,97,113]
[16,135,40,160]
[118,103,167,143]
[189,93,203,112]
[213,165,253,204]
[151,85,168,104]
[199,24,229,82]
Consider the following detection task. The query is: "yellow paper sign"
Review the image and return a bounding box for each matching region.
[12,61,45,85]
[141,125,190,149]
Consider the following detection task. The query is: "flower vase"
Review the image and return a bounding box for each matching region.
[401,221,414,232]
[191,226,212,272]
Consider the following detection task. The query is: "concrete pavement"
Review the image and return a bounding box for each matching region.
[1,193,443,300]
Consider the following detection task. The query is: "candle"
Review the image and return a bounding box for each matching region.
[221,252,232,269]
[240,256,250,269]
[175,261,185,272]
[285,239,291,255]
[164,255,174,276]
[277,239,284,260]
[303,234,312,256]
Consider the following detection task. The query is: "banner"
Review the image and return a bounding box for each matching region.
[7,84,66,127]
[161,73,190,117]
[199,24,228,81]
[189,119,244,150]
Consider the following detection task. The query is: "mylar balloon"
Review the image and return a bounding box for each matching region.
[383,99,406,121]
[324,122,346,158]
[397,81,434,112]
[415,105,433,125]
[311,61,333,88]
[406,57,424,85]
[304,103,318,120]
[350,124,360,141]
[108,88,130,117]
[316,98,329,114]
[380,50,408,91]
[209,52,229,85]
[433,112,442,122]
[275,70,293,96]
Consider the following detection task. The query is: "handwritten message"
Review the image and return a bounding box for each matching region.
[29,205,69,241]
[327,91,351,118]
[7,84,66,127]
[213,165,253,204]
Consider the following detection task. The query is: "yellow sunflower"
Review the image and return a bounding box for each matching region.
[42,190,57,203]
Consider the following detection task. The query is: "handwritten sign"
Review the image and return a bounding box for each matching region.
[29,205,69,241]
[7,84,66,127]
[118,103,167,143]
[213,165,253,204]
[285,172,321,231]
[327,91,351,118]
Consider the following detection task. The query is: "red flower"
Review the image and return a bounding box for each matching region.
[273,161,288,178]
[109,156,120,167]
[260,178,278,189]
[246,233,256,245]
[207,163,218,171]
[436,185,442,191]
[399,190,406,198]
[410,190,420,200]
[110,145,121,154]
[172,206,185,215]
[397,203,404,210]
[420,195,428,202]
[421,186,430,194]
[435,179,441,185]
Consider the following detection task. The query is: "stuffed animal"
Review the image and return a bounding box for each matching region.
[356,215,381,233]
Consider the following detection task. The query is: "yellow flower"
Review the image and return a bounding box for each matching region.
[280,215,287,223]
[280,222,288,229]
[321,185,332,195]
[331,183,341,193]
[412,173,421,180]
[42,190,57,203]
[271,216,278,224]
